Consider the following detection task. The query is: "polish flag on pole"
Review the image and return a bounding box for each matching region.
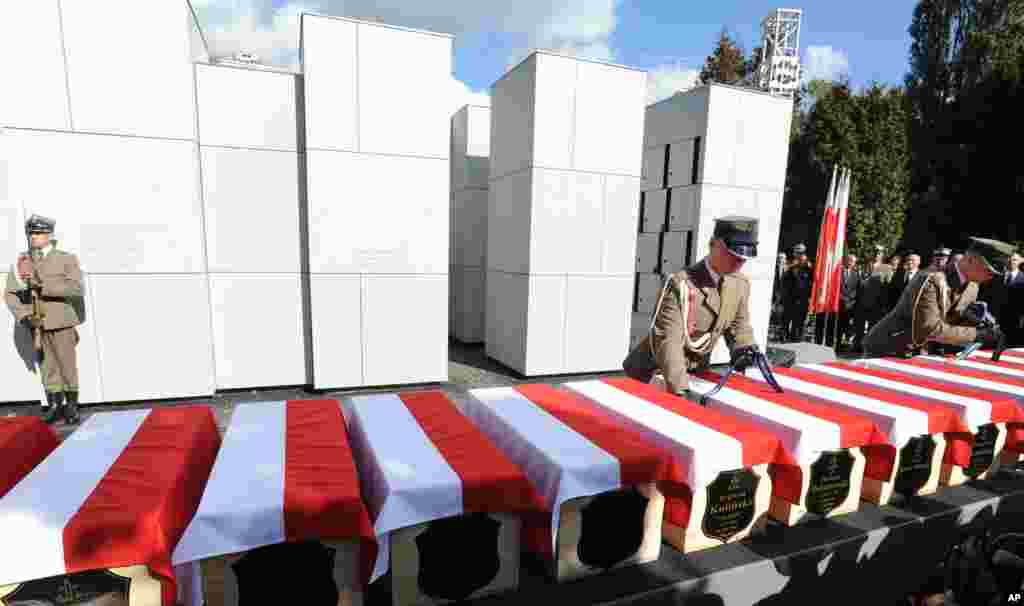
[810,167,852,314]
[810,166,839,313]
[826,169,852,312]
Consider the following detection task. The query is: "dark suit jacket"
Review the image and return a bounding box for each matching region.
[840,267,862,310]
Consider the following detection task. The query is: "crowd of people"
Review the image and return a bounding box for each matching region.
[772,243,1024,352]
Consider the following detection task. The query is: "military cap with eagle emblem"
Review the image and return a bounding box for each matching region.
[24,214,56,234]
[713,215,759,260]
[966,237,1017,276]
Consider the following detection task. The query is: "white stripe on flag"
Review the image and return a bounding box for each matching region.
[803,364,991,429]
[172,402,287,566]
[0,409,150,586]
[345,395,462,582]
[462,387,620,556]
[685,377,841,464]
[925,356,1024,379]
[743,370,929,445]
[562,380,744,490]
[863,359,1024,399]
[969,351,1024,366]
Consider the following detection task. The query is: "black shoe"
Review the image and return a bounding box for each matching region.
[42,392,63,424]
[63,391,80,425]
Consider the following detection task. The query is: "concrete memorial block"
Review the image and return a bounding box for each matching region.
[641,146,667,191]
[743,366,964,505]
[451,105,491,192]
[0,1,71,130]
[0,408,220,606]
[667,186,698,231]
[659,231,688,274]
[800,362,1024,486]
[635,233,660,274]
[640,189,667,233]
[563,378,782,553]
[463,385,675,582]
[634,273,662,314]
[666,139,696,188]
[345,392,537,605]
[195,63,298,151]
[687,370,884,525]
[60,0,196,140]
[172,401,373,606]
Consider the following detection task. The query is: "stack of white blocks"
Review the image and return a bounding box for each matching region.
[486,52,647,376]
[640,84,792,363]
[449,105,490,343]
[194,62,309,390]
[301,14,451,389]
[1,0,216,404]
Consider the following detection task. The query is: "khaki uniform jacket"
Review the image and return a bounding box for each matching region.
[4,244,84,331]
[624,260,755,394]
[862,267,978,357]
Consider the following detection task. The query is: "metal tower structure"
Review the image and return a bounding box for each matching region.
[757,8,802,98]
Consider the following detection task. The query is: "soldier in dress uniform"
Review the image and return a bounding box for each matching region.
[622,216,761,396]
[781,243,813,341]
[4,215,84,424]
[862,237,1011,358]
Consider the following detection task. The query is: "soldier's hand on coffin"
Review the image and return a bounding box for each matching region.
[977,325,1004,347]
[730,345,758,372]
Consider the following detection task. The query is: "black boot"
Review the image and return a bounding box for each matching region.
[63,391,80,425]
[42,392,63,424]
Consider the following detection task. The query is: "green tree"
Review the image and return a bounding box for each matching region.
[699,29,748,85]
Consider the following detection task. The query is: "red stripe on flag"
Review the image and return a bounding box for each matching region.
[514,384,694,530]
[696,371,888,451]
[400,391,543,514]
[283,400,378,586]
[897,358,1024,389]
[985,349,1024,360]
[602,378,783,468]
[63,407,221,606]
[962,357,1024,375]
[0,417,58,499]
[776,367,967,435]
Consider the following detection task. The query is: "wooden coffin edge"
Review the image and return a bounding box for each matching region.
[769,447,867,526]
[662,462,773,554]
[390,512,520,606]
[554,482,665,583]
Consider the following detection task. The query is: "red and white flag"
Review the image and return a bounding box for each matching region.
[556,378,782,530]
[686,370,889,501]
[810,167,852,314]
[862,358,1024,402]
[464,384,681,555]
[0,417,59,499]
[0,407,221,605]
[344,391,541,582]
[172,400,377,594]
[973,349,1024,364]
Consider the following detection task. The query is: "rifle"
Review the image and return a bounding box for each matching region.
[21,230,45,353]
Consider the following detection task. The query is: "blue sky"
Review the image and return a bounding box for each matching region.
[192,0,919,106]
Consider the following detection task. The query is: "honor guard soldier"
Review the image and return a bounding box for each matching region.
[862,237,1012,358]
[930,247,952,271]
[623,216,761,396]
[4,215,84,424]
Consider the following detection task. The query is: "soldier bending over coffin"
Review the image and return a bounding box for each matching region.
[862,237,1012,358]
[623,216,761,397]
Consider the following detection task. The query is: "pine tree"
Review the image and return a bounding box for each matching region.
[699,29,748,85]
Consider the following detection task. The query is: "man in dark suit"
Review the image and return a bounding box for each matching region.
[836,254,862,350]
[998,251,1024,346]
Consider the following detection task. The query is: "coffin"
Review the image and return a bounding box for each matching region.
[688,370,882,525]
[563,378,782,554]
[463,384,673,582]
[0,417,59,498]
[345,391,538,605]
[172,400,374,606]
[0,407,220,606]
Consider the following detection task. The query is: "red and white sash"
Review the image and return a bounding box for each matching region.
[0,407,220,605]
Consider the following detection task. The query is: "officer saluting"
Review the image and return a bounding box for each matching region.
[623,216,761,396]
[4,215,84,424]
[862,237,1011,358]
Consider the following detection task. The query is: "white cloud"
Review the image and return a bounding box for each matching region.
[802,45,850,83]
[645,64,701,104]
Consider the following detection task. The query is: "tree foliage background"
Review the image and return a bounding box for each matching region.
[696,0,1024,262]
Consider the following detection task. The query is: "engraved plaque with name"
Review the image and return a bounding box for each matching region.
[894,435,936,495]
[805,449,855,516]
[702,469,759,543]
[965,423,999,478]
[4,570,131,606]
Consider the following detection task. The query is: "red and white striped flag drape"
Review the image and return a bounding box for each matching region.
[810,166,852,313]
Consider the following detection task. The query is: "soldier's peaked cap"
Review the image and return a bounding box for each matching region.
[713,216,758,259]
[792,243,807,253]
[25,214,55,234]
[933,247,951,256]
[967,237,1016,276]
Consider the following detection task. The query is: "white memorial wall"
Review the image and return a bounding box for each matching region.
[301,15,451,389]
[486,52,647,376]
[638,84,792,364]
[450,105,490,343]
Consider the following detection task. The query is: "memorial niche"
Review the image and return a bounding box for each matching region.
[231,540,339,605]
[965,423,999,479]
[576,487,649,569]
[415,513,501,600]
[702,469,759,543]
[3,570,130,606]
[894,435,936,495]
[805,449,855,516]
